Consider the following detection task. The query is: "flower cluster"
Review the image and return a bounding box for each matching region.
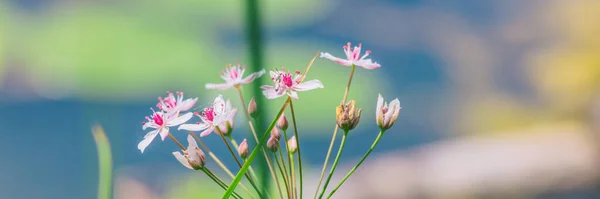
[137,42,401,198]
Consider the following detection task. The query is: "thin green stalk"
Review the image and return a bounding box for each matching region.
[288,99,305,199]
[318,131,348,199]
[222,98,291,198]
[189,132,255,198]
[314,64,356,199]
[290,151,298,199]
[278,147,291,192]
[92,125,112,199]
[216,127,263,197]
[274,152,292,198]
[326,130,385,198]
[282,129,296,199]
[235,86,283,199]
[228,136,259,180]
[202,168,243,199]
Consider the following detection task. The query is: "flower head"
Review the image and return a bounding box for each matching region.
[178,95,237,137]
[277,113,289,131]
[173,135,206,170]
[156,91,197,116]
[138,109,194,153]
[206,64,266,90]
[320,42,381,70]
[376,94,401,130]
[238,139,249,159]
[287,135,297,154]
[336,100,362,132]
[260,68,324,99]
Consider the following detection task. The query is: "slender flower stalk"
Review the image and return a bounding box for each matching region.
[288,99,304,199]
[202,167,244,199]
[235,86,284,198]
[282,129,296,199]
[314,64,357,199]
[278,145,291,193]
[326,130,385,198]
[318,131,349,199]
[229,136,259,180]
[273,152,291,199]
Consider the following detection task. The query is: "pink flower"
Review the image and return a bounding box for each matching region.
[173,135,206,170]
[320,42,381,70]
[206,64,266,90]
[178,95,237,137]
[138,109,194,153]
[260,68,324,99]
[238,139,249,159]
[376,94,401,130]
[156,91,198,116]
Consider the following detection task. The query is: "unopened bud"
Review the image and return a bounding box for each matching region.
[271,127,281,140]
[336,100,362,132]
[376,94,401,130]
[287,136,297,154]
[173,135,206,170]
[277,114,289,131]
[248,97,259,118]
[238,139,249,159]
[267,135,280,152]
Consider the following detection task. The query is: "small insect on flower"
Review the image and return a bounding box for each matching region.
[376,94,401,130]
[173,135,206,170]
[320,42,381,70]
[178,95,237,137]
[138,109,194,153]
[206,64,266,90]
[156,91,198,117]
[261,67,324,99]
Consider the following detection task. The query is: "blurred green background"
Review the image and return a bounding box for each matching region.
[1,0,600,198]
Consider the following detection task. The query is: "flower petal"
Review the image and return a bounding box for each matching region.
[178,123,210,132]
[199,127,215,137]
[159,127,169,141]
[355,59,381,70]
[138,130,159,153]
[288,91,299,99]
[320,52,352,66]
[376,94,384,121]
[293,79,324,91]
[261,86,285,99]
[168,112,194,126]
[173,151,193,170]
[206,83,233,90]
[179,98,198,112]
[385,98,400,125]
[187,134,199,151]
[240,69,266,84]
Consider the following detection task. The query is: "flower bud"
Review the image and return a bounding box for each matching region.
[238,139,249,159]
[267,135,280,152]
[277,114,289,131]
[376,94,401,130]
[271,127,281,140]
[248,97,259,118]
[335,100,362,132]
[287,135,297,154]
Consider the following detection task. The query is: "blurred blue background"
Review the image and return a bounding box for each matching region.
[2,0,600,198]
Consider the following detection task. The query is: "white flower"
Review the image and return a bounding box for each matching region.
[156,91,198,116]
[138,109,194,153]
[206,64,266,90]
[260,69,323,99]
[178,95,237,137]
[173,135,206,170]
[376,94,401,130]
[320,42,381,70]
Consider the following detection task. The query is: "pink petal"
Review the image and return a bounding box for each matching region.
[206,83,233,90]
[261,85,285,99]
[173,151,193,170]
[138,129,159,153]
[240,69,266,84]
[288,91,299,99]
[178,123,210,132]
[320,52,352,66]
[179,98,198,112]
[376,94,384,121]
[159,127,169,141]
[168,112,194,126]
[187,134,199,150]
[293,79,324,91]
[199,127,215,137]
[355,59,381,70]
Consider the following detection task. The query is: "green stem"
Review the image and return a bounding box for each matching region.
[290,150,298,199]
[202,168,243,199]
[274,152,291,198]
[314,64,356,199]
[216,127,263,198]
[278,147,291,193]
[288,99,304,199]
[222,98,291,198]
[282,129,296,198]
[228,136,259,180]
[318,132,348,199]
[326,130,385,198]
[92,125,112,199]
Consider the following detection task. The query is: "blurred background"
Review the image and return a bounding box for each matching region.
[1,0,600,198]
